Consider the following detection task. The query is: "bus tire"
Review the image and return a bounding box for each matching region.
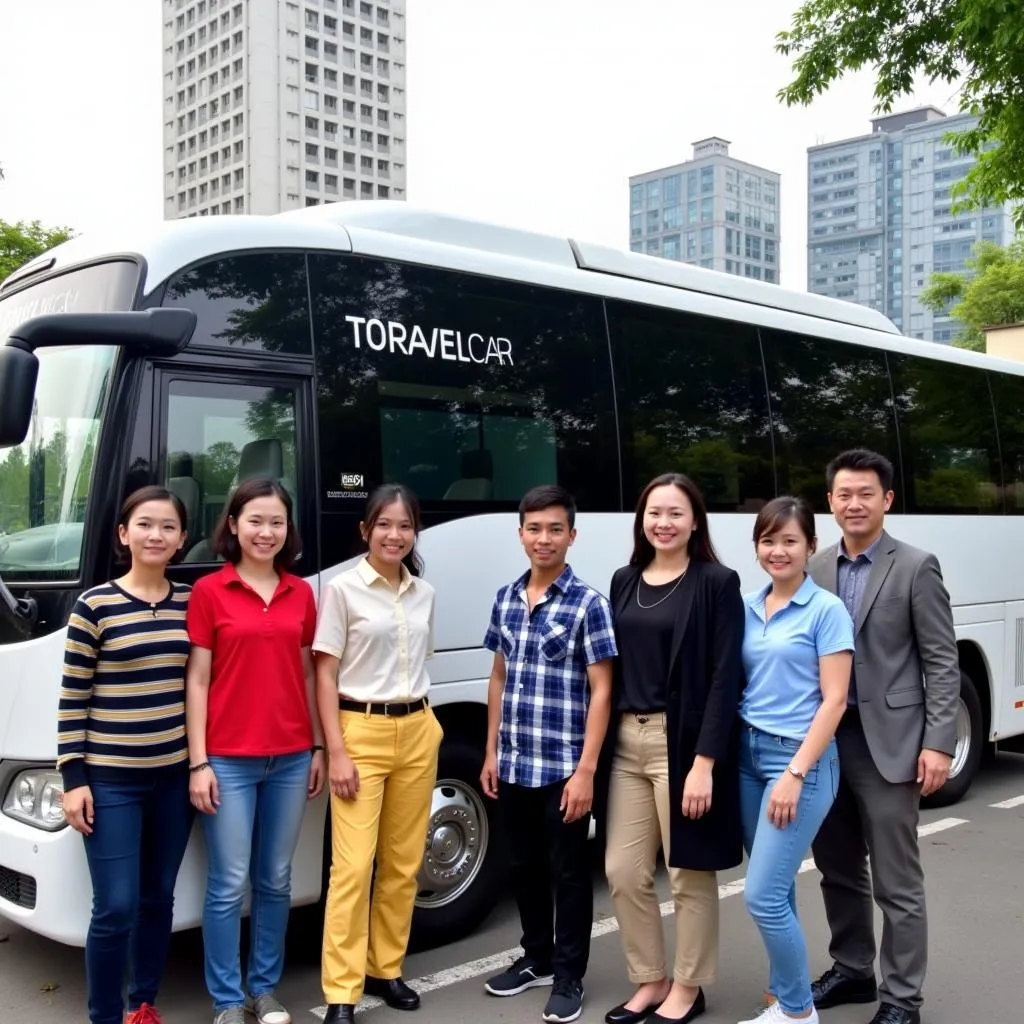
[410,738,502,950]
[922,669,983,808]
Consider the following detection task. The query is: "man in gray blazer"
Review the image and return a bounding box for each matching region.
[807,448,960,1024]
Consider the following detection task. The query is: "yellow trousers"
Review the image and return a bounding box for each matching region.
[321,706,442,1004]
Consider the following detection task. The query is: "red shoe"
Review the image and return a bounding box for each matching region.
[126,1004,164,1024]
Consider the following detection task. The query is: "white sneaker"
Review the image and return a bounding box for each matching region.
[738,1001,820,1024]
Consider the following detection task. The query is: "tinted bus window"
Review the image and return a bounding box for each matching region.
[309,255,618,514]
[890,354,1002,513]
[760,329,901,512]
[606,301,774,512]
[989,371,1024,513]
[161,253,312,355]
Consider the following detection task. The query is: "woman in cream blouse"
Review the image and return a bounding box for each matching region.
[313,484,442,1023]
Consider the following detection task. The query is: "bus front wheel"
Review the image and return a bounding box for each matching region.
[410,738,502,949]
[922,670,983,808]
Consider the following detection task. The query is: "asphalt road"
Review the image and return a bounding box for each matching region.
[3,753,1023,1024]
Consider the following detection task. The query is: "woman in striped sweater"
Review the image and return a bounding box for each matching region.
[58,485,195,1024]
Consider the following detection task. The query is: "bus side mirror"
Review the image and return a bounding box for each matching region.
[0,308,198,447]
[0,343,39,446]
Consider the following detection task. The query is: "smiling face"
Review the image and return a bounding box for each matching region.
[229,494,288,567]
[118,499,185,569]
[828,468,893,546]
[519,504,575,573]
[361,498,417,572]
[756,515,815,585]
[642,483,694,560]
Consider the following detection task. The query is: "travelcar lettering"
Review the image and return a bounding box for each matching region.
[345,315,514,366]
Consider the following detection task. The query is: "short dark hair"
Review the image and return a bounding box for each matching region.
[115,485,188,560]
[629,472,721,569]
[826,448,895,493]
[518,484,576,529]
[361,483,424,577]
[212,477,301,568]
[753,495,817,549]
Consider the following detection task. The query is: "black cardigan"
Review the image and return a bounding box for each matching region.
[594,559,746,872]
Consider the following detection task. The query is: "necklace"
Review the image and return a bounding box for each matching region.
[636,569,687,609]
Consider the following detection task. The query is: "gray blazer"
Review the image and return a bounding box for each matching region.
[808,530,960,784]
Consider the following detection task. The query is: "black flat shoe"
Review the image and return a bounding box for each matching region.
[323,1005,355,1023]
[365,975,421,1011]
[605,999,664,1024]
[646,988,705,1024]
[811,966,878,1009]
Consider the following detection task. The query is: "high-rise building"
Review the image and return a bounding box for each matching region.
[162,0,407,219]
[628,138,781,284]
[807,107,1015,342]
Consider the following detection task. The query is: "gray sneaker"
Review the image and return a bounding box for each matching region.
[245,993,291,1024]
[213,1009,246,1024]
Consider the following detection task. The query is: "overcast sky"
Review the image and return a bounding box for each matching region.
[0,0,951,290]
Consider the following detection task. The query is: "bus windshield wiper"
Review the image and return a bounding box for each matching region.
[0,573,37,637]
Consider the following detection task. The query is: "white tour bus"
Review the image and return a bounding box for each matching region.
[1,203,1023,950]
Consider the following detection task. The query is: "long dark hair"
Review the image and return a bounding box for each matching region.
[361,483,424,577]
[629,472,720,568]
[212,477,301,568]
[115,485,187,561]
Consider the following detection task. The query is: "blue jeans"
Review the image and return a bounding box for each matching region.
[82,766,194,1024]
[739,724,839,1015]
[201,751,311,1010]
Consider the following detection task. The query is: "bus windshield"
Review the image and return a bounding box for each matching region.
[0,345,117,580]
[0,261,137,582]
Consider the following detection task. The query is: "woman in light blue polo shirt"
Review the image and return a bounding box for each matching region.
[737,497,853,1024]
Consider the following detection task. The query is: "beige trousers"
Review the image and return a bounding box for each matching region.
[605,712,719,986]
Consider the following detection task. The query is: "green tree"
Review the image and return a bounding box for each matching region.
[919,239,1024,351]
[0,219,73,281]
[776,0,1024,225]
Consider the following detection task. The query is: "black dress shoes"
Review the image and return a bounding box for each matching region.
[365,975,421,1011]
[811,966,878,1009]
[323,1005,355,1023]
[868,1004,921,1024]
[605,998,664,1024]
[646,987,705,1024]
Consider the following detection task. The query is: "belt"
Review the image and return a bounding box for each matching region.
[338,696,427,717]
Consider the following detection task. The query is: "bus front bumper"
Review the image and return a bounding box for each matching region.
[0,808,92,945]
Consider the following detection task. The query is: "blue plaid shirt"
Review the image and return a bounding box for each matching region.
[484,565,617,788]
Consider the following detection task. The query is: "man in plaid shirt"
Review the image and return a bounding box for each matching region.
[480,484,616,1024]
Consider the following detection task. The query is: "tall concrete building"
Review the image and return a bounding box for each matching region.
[807,107,1015,342]
[162,0,407,219]
[629,138,781,283]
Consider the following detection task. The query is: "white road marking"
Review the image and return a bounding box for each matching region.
[309,815,968,1018]
[989,794,1024,809]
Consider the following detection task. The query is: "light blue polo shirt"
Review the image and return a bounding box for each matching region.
[741,575,854,739]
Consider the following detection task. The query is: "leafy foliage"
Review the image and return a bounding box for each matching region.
[0,220,73,282]
[777,0,1024,225]
[919,239,1024,350]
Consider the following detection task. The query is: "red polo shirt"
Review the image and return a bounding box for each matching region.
[187,564,317,756]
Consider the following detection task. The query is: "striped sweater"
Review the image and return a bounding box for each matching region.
[57,580,191,791]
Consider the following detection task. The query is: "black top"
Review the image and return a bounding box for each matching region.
[616,573,688,712]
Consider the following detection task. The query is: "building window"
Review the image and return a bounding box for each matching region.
[663,234,681,260]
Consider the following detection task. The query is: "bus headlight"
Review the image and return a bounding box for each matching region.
[3,769,66,831]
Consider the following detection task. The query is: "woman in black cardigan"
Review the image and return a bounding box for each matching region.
[596,473,745,1024]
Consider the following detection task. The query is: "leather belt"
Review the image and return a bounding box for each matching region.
[339,696,427,717]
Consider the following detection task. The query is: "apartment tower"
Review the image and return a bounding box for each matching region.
[629,138,781,283]
[807,107,1015,342]
[162,0,407,218]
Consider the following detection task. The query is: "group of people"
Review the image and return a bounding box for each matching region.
[56,446,960,1024]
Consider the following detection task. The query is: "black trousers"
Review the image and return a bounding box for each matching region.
[499,779,593,981]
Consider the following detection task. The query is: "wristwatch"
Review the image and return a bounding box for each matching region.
[787,764,807,780]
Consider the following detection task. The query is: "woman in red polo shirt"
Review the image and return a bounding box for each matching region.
[185,477,325,1024]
